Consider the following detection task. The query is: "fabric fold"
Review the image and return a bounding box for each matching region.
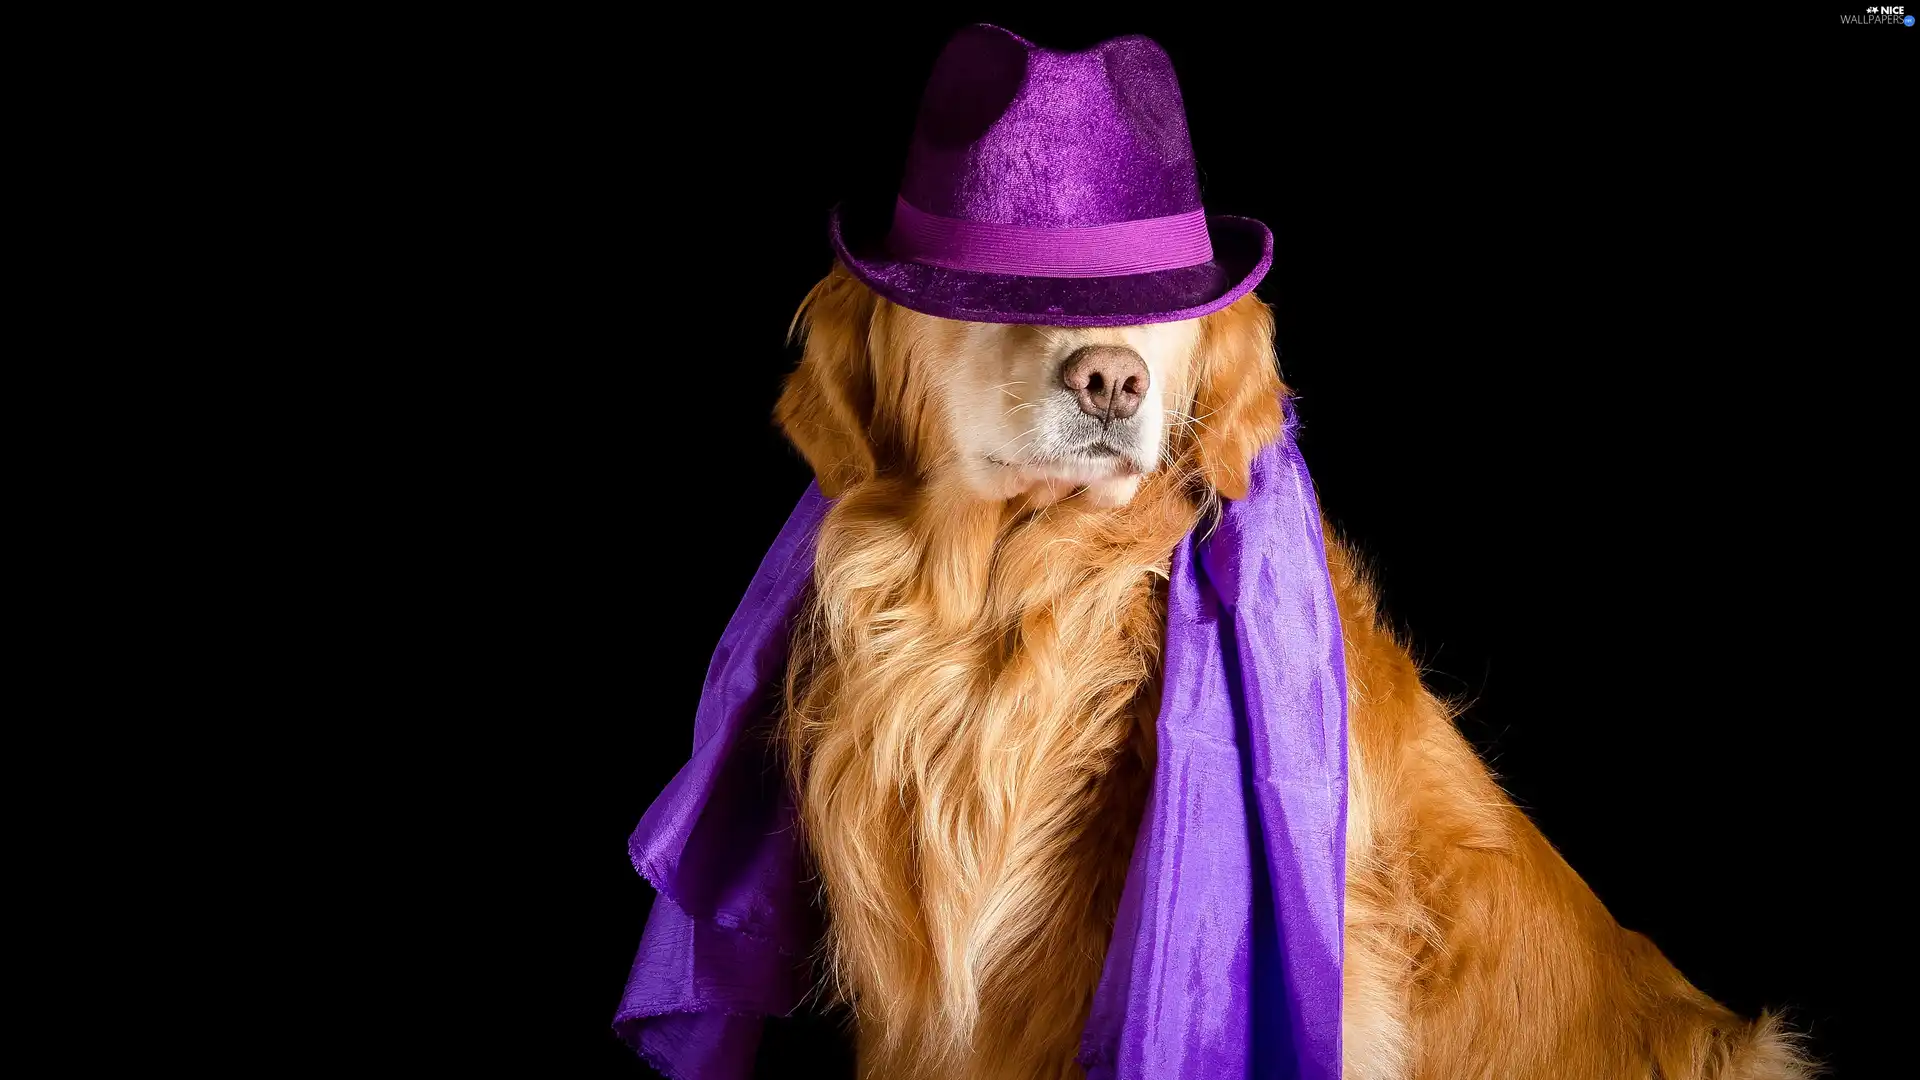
[614,488,828,1077]
[1077,415,1346,1080]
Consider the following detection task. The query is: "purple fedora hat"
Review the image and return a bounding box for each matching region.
[830,24,1273,328]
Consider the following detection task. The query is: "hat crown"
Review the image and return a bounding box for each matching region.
[899,25,1202,228]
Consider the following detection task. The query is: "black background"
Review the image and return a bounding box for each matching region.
[371,10,1886,1077]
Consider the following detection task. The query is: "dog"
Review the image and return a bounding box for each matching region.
[770,263,1812,1080]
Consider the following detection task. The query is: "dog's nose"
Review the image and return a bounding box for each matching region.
[1060,346,1150,422]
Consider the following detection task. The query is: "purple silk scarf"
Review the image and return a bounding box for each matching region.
[616,412,1347,1080]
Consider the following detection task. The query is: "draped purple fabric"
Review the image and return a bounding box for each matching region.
[614,492,826,1077]
[1077,414,1347,1080]
[615,410,1347,1079]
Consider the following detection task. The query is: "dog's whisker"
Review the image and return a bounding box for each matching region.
[984,427,1043,463]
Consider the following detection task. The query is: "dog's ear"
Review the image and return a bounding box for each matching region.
[1189,296,1287,500]
[776,266,879,498]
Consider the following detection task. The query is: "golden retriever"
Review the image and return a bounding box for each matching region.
[772,263,1813,1080]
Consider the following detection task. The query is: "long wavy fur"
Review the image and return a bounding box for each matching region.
[776,266,1279,1078]
[771,264,1815,1080]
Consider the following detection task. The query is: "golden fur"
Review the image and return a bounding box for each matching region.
[774,264,1813,1079]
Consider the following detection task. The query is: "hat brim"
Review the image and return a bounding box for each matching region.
[829,202,1273,328]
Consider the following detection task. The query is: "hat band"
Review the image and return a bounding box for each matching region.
[886,196,1214,279]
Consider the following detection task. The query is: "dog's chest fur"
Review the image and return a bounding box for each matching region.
[782,490,1188,1079]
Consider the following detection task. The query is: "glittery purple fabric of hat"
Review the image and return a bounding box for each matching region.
[614,405,1348,1080]
[899,26,1200,227]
